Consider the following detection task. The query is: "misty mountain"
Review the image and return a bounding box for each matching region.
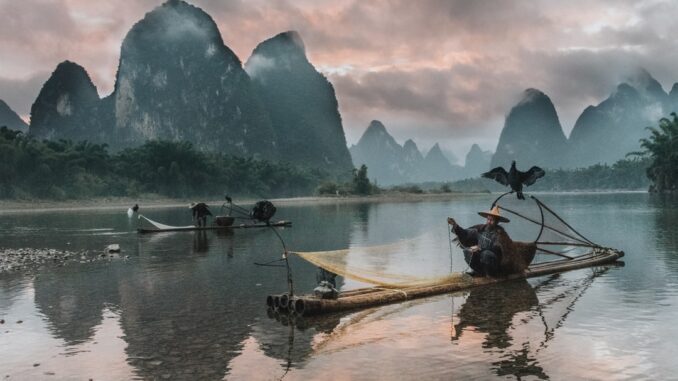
[418,143,463,182]
[463,144,492,178]
[245,31,353,177]
[670,83,678,108]
[29,61,105,142]
[402,139,424,170]
[0,99,28,132]
[491,88,568,169]
[349,120,409,185]
[568,69,670,167]
[111,0,275,158]
[349,120,467,185]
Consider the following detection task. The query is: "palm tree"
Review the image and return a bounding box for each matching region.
[631,112,678,192]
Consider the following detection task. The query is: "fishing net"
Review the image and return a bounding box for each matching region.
[294,193,604,288]
[138,215,194,230]
[294,236,472,288]
[492,193,601,263]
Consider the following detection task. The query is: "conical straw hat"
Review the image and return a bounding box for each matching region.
[478,205,510,223]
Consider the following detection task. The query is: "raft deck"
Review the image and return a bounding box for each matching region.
[269,247,623,316]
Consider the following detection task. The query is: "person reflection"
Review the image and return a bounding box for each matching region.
[214,229,235,258]
[452,279,548,379]
[453,279,538,348]
[192,231,209,254]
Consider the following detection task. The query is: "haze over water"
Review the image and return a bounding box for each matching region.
[1,193,677,380]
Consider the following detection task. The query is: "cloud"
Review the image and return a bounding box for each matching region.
[1,0,677,155]
[0,72,51,117]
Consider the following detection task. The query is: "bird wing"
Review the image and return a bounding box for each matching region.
[520,166,545,186]
[482,167,509,186]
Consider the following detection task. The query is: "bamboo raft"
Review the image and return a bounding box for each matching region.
[137,220,292,233]
[267,247,623,317]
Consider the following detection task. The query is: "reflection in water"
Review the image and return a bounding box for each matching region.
[34,265,121,345]
[453,279,539,349]
[192,231,209,254]
[3,195,678,379]
[453,269,610,380]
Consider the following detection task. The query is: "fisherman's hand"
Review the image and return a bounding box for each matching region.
[447,217,456,226]
[470,245,480,253]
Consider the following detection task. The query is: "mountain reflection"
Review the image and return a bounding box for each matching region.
[30,204,353,380]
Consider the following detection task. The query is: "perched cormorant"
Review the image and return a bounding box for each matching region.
[482,161,545,200]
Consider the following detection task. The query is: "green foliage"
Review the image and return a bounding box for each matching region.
[0,129,328,200]
[314,164,379,196]
[389,184,424,194]
[630,113,678,192]
[530,158,651,191]
[352,165,371,195]
[442,158,650,192]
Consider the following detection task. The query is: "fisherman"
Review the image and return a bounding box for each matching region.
[189,202,212,227]
[447,205,510,277]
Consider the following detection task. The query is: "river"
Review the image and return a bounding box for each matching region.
[0,193,677,380]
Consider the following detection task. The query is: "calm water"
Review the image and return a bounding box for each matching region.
[1,193,677,380]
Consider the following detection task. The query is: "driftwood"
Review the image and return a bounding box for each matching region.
[276,248,623,317]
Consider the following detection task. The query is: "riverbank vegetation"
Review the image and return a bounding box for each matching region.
[629,112,678,193]
[0,127,326,199]
[0,126,655,201]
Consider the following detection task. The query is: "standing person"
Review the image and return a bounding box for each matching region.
[447,206,510,277]
[189,202,212,227]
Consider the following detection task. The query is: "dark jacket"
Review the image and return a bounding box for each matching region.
[191,203,212,218]
[453,223,505,257]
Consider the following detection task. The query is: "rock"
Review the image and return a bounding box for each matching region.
[0,319,4,324]
[105,244,121,253]
[16,320,22,324]
[491,88,568,169]
[33,363,40,367]
[246,30,353,177]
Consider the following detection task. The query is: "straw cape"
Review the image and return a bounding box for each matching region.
[478,205,510,223]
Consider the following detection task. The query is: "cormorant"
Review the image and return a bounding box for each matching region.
[482,161,545,200]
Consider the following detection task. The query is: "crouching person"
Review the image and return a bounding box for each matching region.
[447,206,510,277]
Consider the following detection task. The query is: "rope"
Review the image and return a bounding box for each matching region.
[499,205,592,246]
[533,197,598,246]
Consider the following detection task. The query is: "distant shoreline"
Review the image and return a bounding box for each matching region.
[0,190,649,214]
[0,193,481,214]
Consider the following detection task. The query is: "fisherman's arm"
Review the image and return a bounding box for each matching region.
[447,218,478,246]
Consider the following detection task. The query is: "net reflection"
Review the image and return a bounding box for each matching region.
[452,267,614,379]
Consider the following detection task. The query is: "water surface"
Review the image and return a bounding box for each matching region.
[1,193,677,380]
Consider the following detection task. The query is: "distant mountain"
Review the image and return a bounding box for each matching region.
[245,31,353,177]
[349,120,408,185]
[668,83,678,113]
[0,99,28,132]
[568,69,669,167]
[111,0,275,158]
[463,144,492,177]
[29,61,104,141]
[491,88,568,169]
[402,139,424,172]
[349,121,464,185]
[419,143,462,182]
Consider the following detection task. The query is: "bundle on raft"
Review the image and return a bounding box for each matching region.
[137,215,291,233]
[266,195,624,317]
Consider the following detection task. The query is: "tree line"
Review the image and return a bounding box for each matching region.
[0,127,327,199]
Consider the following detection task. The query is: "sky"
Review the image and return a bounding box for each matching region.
[2,0,678,161]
